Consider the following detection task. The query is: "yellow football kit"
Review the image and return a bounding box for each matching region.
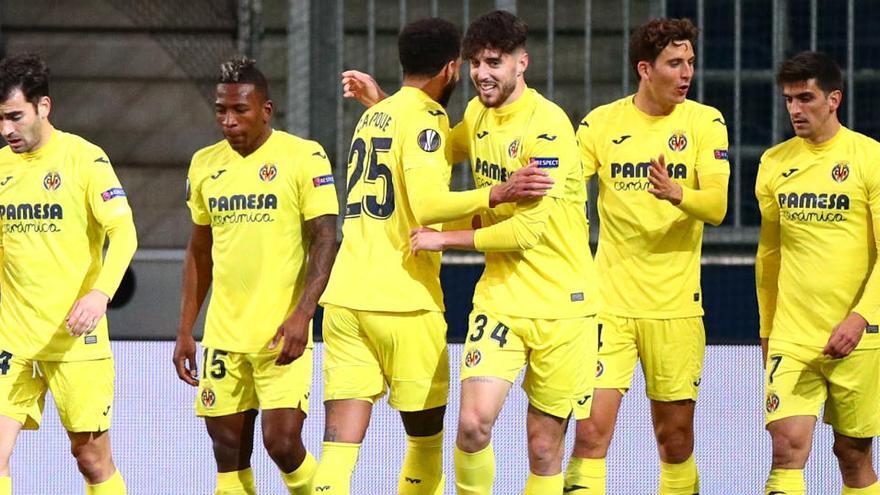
[321,86,494,409]
[187,130,338,415]
[578,96,729,399]
[449,88,599,419]
[0,129,136,430]
[756,126,880,436]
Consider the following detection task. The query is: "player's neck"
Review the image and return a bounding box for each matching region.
[236,128,272,158]
[804,118,841,146]
[633,87,676,116]
[496,80,527,109]
[26,123,56,155]
[402,77,437,101]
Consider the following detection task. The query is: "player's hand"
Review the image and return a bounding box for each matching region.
[823,312,868,359]
[342,70,386,107]
[489,165,554,207]
[760,338,769,367]
[647,154,683,204]
[65,289,110,337]
[269,311,310,365]
[410,227,444,254]
[173,334,199,386]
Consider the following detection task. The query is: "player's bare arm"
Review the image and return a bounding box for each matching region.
[270,213,337,365]
[647,153,683,204]
[173,224,214,386]
[823,312,868,359]
[341,70,387,107]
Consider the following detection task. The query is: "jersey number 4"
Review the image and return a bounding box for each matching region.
[345,137,395,219]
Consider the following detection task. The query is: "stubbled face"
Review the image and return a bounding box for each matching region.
[0,89,50,154]
[214,83,272,156]
[438,61,461,108]
[469,47,521,108]
[782,79,840,140]
[642,40,695,108]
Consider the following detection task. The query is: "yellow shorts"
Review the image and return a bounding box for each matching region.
[321,304,448,412]
[460,308,597,420]
[0,353,114,432]
[596,315,705,402]
[195,346,312,417]
[764,339,880,438]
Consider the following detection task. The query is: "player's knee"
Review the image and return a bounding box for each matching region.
[655,426,693,462]
[527,432,562,471]
[264,433,303,464]
[832,437,872,469]
[574,418,612,454]
[70,443,109,480]
[456,409,493,450]
[769,430,810,467]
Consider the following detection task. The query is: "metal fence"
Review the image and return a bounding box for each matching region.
[285,0,879,246]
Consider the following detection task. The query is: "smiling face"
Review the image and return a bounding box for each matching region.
[469,47,527,108]
[0,88,52,154]
[782,78,841,141]
[214,83,273,156]
[639,40,695,109]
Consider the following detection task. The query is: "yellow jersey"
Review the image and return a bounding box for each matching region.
[322,86,491,312]
[449,88,598,319]
[756,126,880,348]
[579,96,729,318]
[187,130,338,353]
[0,130,136,361]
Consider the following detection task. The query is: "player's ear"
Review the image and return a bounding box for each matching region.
[517,50,529,76]
[827,89,843,113]
[36,96,51,120]
[262,99,274,121]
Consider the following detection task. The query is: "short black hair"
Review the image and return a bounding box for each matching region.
[462,10,528,61]
[629,18,699,79]
[0,53,50,107]
[776,51,843,94]
[398,18,461,77]
[218,56,270,99]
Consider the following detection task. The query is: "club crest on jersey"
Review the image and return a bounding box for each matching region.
[43,171,61,191]
[668,131,688,152]
[259,163,278,182]
[465,349,482,368]
[831,162,850,183]
[417,128,442,152]
[201,387,216,409]
[508,139,520,158]
[596,360,604,378]
[765,392,780,413]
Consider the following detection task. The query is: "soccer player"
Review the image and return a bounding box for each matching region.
[564,18,729,495]
[409,11,600,495]
[756,51,880,495]
[172,57,337,495]
[312,18,554,495]
[0,53,137,495]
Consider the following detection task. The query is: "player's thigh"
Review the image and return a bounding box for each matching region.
[460,309,527,384]
[44,358,115,433]
[321,304,386,403]
[523,315,598,420]
[637,317,705,402]
[764,340,826,427]
[196,348,257,417]
[823,346,880,438]
[361,309,449,412]
[0,353,45,431]
[251,347,312,414]
[595,314,639,394]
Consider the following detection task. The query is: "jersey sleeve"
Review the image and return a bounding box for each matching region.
[524,115,579,200]
[852,148,880,323]
[84,153,138,298]
[754,154,781,338]
[472,197,553,252]
[577,111,600,180]
[695,108,731,178]
[449,98,480,164]
[297,143,340,220]
[186,154,211,226]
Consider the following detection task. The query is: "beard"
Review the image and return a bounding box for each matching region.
[438,77,458,108]
[475,76,517,108]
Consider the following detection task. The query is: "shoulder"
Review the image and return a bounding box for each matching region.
[758,137,800,180]
[680,100,727,128]
[59,131,112,165]
[189,139,228,178]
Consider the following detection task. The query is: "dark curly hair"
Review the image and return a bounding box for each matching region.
[0,53,50,107]
[399,18,461,77]
[218,56,269,99]
[629,18,699,79]
[462,10,528,61]
[777,51,842,94]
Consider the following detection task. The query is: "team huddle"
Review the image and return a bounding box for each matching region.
[0,8,877,495]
